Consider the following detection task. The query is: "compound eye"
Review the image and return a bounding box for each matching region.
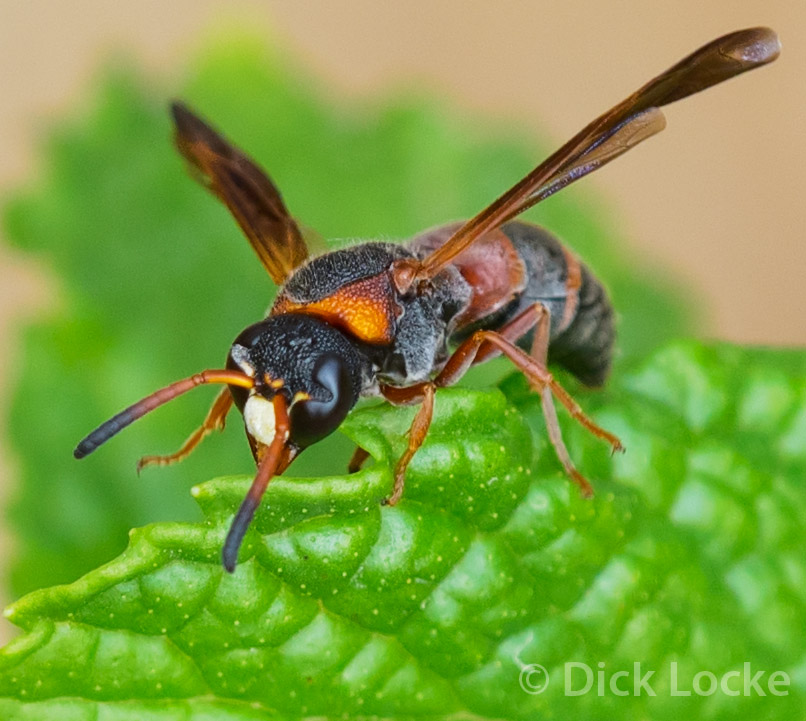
[289,354,356,448]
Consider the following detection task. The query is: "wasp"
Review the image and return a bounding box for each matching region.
[75,28,779,571]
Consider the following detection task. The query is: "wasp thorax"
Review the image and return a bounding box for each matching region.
[243,394,277,445]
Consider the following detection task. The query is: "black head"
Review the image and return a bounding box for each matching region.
[73,312,367,574]
[217,314,367,571]
[227,314,365,452]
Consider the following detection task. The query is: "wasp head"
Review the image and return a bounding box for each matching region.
[217,314,367,570]
[227,314,365,453]
[74,312,367,573]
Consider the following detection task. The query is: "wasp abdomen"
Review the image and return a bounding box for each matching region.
[500,221,615,388]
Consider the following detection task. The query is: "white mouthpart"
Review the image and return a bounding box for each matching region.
[243,395,277,445]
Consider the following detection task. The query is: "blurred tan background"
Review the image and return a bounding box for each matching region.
[0,1,803,620]
[2,1,805,344]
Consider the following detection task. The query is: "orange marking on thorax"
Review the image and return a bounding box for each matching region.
[273,274,398,344]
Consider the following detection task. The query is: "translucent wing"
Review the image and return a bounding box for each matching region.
[171,102,310,285]
[502,107,667,219]
[417,27,780,280]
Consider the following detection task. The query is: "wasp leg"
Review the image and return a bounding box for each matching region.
[376,382,436,506]
[348,446,371,474]
[435,305,622,496]
[468,301,550,366]
[374,300,621,503]
[137,387,233,472]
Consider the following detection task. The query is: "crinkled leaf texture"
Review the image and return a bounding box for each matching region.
[2,30,692,596]
[1,342,805,720]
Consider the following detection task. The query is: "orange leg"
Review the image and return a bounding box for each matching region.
[376,302,622,503]
[381,383,436,506]
[137,387,234,472]
[436,303,622,496]
[457,305,622,449]
[375,304,568,503]
[470,301,549,366]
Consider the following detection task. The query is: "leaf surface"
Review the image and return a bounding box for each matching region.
[1,343,805,719]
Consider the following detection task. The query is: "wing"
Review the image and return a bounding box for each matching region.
[417,27,780,280]
[171,102,309,285]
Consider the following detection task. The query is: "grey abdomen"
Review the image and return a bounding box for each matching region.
[501,222,615,388]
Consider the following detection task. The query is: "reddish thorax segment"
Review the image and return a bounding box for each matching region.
[410,222,526,328]
[273,273,400,345]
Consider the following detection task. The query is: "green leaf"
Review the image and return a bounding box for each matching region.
[2,30,694,595]
[2,342,806,720]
